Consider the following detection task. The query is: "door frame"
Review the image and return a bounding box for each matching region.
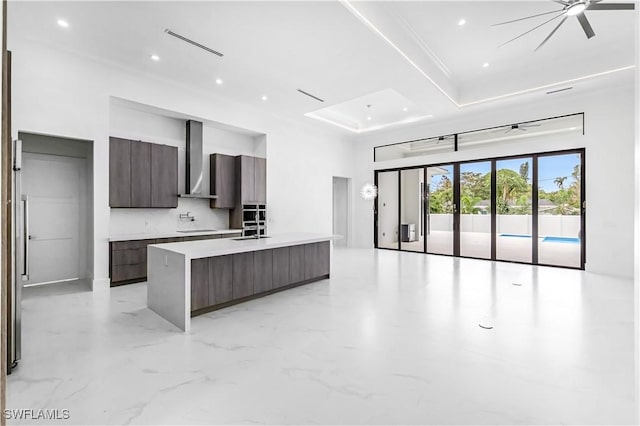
[374,147,586,270]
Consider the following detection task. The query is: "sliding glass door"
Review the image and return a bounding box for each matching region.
[376,171,399,249]
[400,168,425,252]
[459,161,492,259]
[426,165,454,255]
[374,149,584,270]
[537,153,583,267]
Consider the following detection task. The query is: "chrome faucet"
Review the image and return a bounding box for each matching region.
[179,211,195,222]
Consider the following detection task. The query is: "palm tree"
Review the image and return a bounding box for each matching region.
[554,176,567,190]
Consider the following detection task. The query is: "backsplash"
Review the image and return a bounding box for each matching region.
[109,198,231,237]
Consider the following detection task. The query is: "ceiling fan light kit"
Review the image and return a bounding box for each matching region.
[493,0,635,51]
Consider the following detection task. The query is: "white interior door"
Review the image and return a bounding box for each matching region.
[22,153,86,285]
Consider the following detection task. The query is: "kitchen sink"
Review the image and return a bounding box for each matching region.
[232,236,271,240]
[176,229,217,233]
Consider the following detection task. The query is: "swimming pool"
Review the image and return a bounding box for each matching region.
[498,234,580,244]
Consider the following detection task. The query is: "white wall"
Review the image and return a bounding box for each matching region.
[353,77,636,278]
[9,37,355,290]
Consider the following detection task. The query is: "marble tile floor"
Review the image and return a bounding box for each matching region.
[7,248,637,425]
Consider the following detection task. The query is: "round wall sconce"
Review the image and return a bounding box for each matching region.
[360,183,378,200]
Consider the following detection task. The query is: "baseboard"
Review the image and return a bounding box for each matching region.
[92,278,111,292]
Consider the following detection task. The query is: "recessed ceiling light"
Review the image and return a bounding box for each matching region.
[403,107,408,112]
[261,95,268,101]
[150,54,160,62]
[215,78,223,85]
[458,18,466,26]
[367,116,372,121]
[483,62,490,68]
[57,19,69,28]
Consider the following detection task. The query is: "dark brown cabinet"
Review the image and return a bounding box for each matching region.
[232,252,254,299]
[110,233,241,286]
[191,258,209,311]
[289,245,305,283]
[254,157,266,204]
[151,144,179,208]
[305,242,330,279]
[272,247,290,289]
[234,155,266,204]
[253,249,273,293]
[210,154,236,209]
[109,137,131,208]
[131,141,152,207]
[189,242,330,317]
[109,137,178,208]
[209,255,233,306]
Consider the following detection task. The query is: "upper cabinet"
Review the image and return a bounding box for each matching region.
[151,144,179,208]
[109,137,178,208]
[235,155,266,204]
[209,153,236,209]
[109,137,131,207]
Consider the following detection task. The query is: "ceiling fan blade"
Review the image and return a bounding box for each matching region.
[491,9,564,26]
[534,16,568,51]
[552,0,570,5]
[587,3,635,10]
[576,13,595,39]
[499,12,566,47]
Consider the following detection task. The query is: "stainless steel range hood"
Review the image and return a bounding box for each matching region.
[179,120,217,199]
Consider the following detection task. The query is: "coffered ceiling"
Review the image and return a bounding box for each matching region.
[8,1,637,134]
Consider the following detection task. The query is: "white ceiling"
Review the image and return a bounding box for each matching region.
[7,1,638,134]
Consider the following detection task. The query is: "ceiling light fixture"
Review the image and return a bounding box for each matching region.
[458,18,466,26]
[566,1,587,16]
[215,78,223,85]
[367,116,372,121]
[483,62,490,68]
[403,107,408,112]
[261,95,268,101]
[57,19,69,28]
[150,54,160,61]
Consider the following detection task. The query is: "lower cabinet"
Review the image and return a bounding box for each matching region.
[232,252,254,299]
[253,250,273,293]
[272,247,290,289]
[210,255,233,305]
[190,242,330,315]
[110,233,241,287]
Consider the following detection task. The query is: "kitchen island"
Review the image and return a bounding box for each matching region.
[147,233,336,331]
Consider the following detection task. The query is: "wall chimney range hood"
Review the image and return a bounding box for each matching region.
[179,120,218,199]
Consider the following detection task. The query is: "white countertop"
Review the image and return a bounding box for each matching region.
[148,233,338,259]
[109,229,242,242]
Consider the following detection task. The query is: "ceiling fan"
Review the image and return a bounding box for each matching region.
[493,0,635,51]
[493,123,542,134]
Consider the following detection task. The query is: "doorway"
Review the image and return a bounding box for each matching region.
[332,177,350,247]
[15,132,94,286]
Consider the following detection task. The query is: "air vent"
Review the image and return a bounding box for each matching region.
[297,89,325,103]
[164,29,224,57]
[546,86,572,95]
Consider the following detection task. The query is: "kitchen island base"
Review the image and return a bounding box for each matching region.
[148,235,334,331]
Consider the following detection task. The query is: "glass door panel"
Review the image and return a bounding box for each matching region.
[459,161,492,259]
[400,168,425,252]
[376,171,399,249]
[426,165,454,255]
[495,157,532,263]
[537,153,582,267]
